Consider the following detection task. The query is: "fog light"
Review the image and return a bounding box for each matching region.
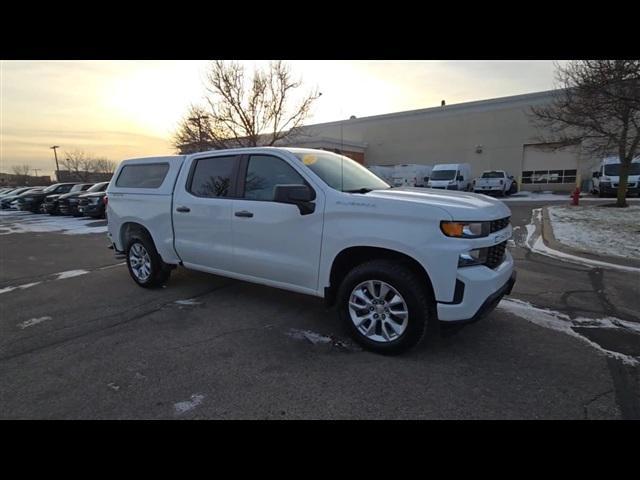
[458,248,487,267]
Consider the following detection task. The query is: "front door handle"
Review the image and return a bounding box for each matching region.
[234,210,254,218]
[176,206,191,213]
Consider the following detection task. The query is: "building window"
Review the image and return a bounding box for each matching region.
[521,169,577,184]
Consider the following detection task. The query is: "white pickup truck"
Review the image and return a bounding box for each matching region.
[473,170,517,196]
[107,148,515,354]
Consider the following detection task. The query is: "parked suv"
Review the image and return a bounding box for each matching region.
[43,183,93,215]
[17,183,78,213]
[0,187,41,209]
[77,182,110,218]
[107,148,515,354]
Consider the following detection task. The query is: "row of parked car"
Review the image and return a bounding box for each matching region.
[0,182,109,218]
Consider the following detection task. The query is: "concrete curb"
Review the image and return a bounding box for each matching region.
[541,206,640,269]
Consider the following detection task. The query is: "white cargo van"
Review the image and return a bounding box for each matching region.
[391,164,432,188]
[591,156,640,197]
[107,148,515,354]
[428,163,472,191]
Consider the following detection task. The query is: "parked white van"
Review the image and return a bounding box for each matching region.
[428,163,473,191]
[391,164,433,188]
[591,156,640,197]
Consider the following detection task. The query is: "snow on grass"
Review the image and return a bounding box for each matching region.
[524,209,640,273]
[547,205,640,260]
[498,298,639,366]
[0,211,106,235]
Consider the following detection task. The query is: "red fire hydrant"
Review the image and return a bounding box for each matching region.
[571,186,581,206]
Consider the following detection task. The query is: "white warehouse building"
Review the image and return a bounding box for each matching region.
[284,89,600,192]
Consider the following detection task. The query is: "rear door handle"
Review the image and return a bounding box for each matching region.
[176,206,190,213]
[234,210,254,218]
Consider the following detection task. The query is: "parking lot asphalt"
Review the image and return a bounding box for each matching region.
[0,205,638,419]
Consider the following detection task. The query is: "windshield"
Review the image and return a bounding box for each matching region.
[292,151,389,192]
[604,163,640,176]
[87,182,108,192]
[70,184,87,193]
[481,171,504,179]
[43,184,62,193]
[430,169,457,181]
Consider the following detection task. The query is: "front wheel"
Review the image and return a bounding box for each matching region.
[337,260,433,355]
[126,237,171,288]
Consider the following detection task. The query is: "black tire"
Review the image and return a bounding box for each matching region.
[507,182,517,195]
[598,188,604,198]
[337,259,433,355]
[125,235,171,288]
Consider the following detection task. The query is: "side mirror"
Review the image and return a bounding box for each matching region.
[457,175,464,181]
[273,184,316,215]
[592,172,599,178]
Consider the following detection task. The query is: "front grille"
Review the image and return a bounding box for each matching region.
[485,241,507,269]
[490,216,510,233]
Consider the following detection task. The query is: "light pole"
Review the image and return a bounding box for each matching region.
[50,145,61,181]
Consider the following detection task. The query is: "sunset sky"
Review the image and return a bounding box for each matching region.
[0,60,564,177]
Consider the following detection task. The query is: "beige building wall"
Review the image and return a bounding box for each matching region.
[293,90,600,191]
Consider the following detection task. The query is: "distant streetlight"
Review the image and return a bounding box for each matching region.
[50,145,61,181]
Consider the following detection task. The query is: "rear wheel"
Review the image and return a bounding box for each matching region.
[126,236,171,288]
[337,260,433,355]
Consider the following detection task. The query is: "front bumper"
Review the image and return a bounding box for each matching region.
[437,251,515,322]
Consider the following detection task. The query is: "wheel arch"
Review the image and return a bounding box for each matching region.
[324,246,435,307]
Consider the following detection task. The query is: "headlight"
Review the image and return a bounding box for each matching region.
[458,248,488,267]
[441,221,490,238]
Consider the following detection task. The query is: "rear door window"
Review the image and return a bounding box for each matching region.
[188,156,239,198]
[116,163,170,188]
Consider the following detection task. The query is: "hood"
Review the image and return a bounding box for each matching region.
[364,187,511,221]
[59,191,83,200]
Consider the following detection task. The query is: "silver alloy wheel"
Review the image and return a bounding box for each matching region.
[129,243,152,282]
[348,280,409,343]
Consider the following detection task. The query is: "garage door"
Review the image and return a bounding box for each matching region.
[522,144,579,190]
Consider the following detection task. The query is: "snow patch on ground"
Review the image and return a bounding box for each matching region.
[174,394,205,415]
[0,281,42,295]
[17,316,52,329]
[498,298,639,366]
[0,211,106,235]
[547,205,640,260]
[55,270,89,280]
[286,328,333,345]
[174,299,202,306]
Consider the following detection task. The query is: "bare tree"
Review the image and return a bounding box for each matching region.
[172,105,218,154]
[530,60,640,207]
[92,158,117,174]
[173,61,320,153]
[61,150,115,181]
[11,164,31,185]
[62,150,93,181]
